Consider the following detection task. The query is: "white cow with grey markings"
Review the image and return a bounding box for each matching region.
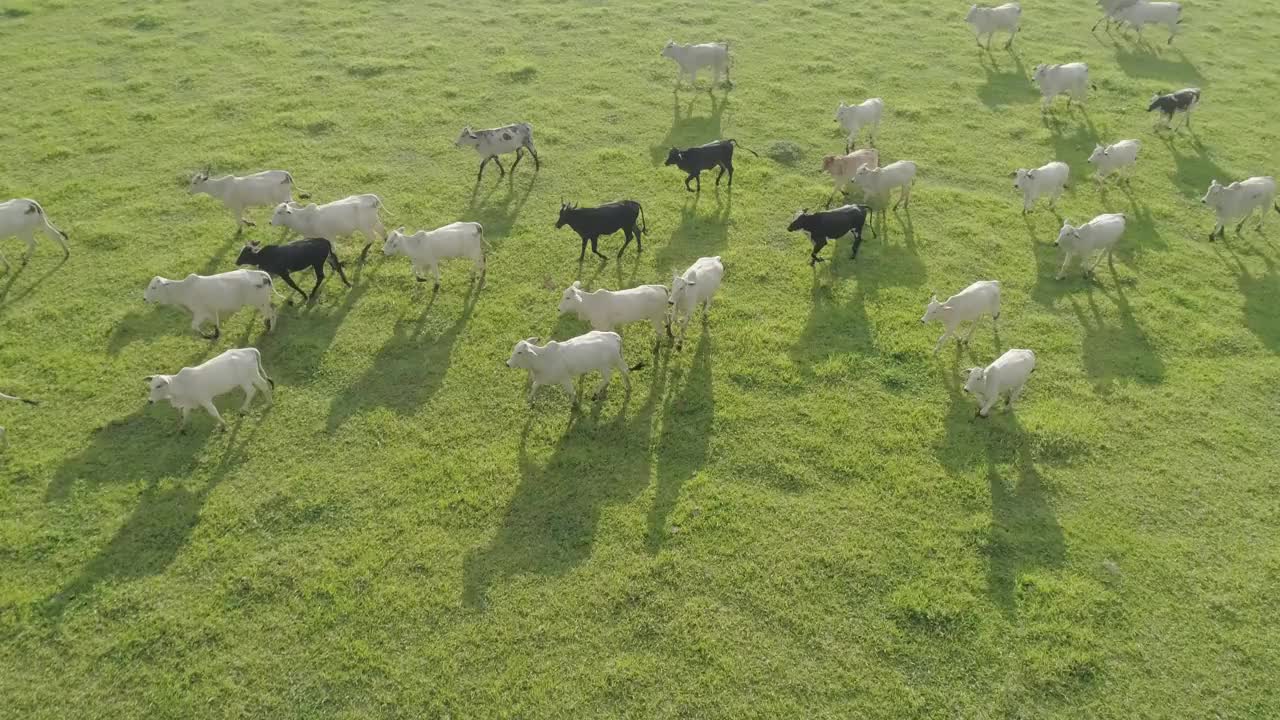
[455,123,540,180]
[146,348,273,431]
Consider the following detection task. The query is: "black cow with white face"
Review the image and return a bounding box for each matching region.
[787,205,874,266]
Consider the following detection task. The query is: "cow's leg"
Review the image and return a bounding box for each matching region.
[560,379,578,405]
[1009,382,1027,406]
[201,400,227,429]
[978,393,999,418]
[526,381,541,405]
[476,156,491,180]
[1209,222,1222,242]
[253,373,273,404]
[579,236,589,261]
[309,263,327,300]
[433,262,442,289]
[240,383,257,411]
[0,248,9,272]
[1056,252,1074,280]
[17,231,37,264]
[592,367,613,399]
[177,407,191,432]
[510,148,525,174]
[492,156,507,179]
[1005,27,1017,49]
[933,329,953,355]
[278,271,308,303]
[260,302,277,332]
[694,174,702,193]
[618,358,632,390]
[591,236,607,260]
[617,229,633,258]
[328,252,350,287]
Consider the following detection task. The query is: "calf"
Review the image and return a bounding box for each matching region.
[0,391,38,450]
[143,269,277,339]
[963,348,1036,418]
[270,194,386,261]
[835,98,884,151]
[555,200,648,261]
[1033,62,1091,109]
[235,237,349,304]
[787,205,874,266]
[822,149,879,202]
[0,198,68,271]
[669,256,724,350]
[558,281,670,343]
[661,40,731,87]
[1055,213,1126,278]
[506,331,638,405]
[382,222,487,289]
[1011,161,1070,213]
[1148,88,1199,130]
[146,347,273,431]
[921,280,1001,355]
[455,123,540,180]
[189,169,309,234]
[966,3,1021,50]
[1116,1,1182,44]
[1088,140,1141,184]
[1201,177,1278,241]
[665,139,759,193]
[854,160,917,210]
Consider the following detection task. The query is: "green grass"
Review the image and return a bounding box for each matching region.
[2,0,1279,717]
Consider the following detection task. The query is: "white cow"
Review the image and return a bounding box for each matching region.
[1116,1,1182,44]
[854,160,917,210]
[661,40,731,87]
[835,98,884,151]
[558,281,670,342]
[1201,177,1278,241]
[921,281,1002,355]
[382,222,487,289]
[506,331,633,405]
[1055,213,1126,279]
[270,194,386,261]
[143,269,277,339]
[1011,161,1070,213]
[966,3,1021,49]
[0,391,38,450]
[146,348,273,430]
[1093,0,1139,32]
[1033,62,1090,109]
[189,170,309,234]
[669,256,725,350]
[0,198,68,271]
[963,348,1036,418]
[455,123,540,180]
[1088,140,1141,184]
[822,148,879,201]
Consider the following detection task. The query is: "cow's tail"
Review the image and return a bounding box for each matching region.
[729,139,761,157]
[260,273,284,298]
[477,223,492,252]
[1274,202,1280,216]
[253,347,275,390]
[288,173,311,200]
[26,200,68,240]
[628,361,647,372]
[637,202,648,236]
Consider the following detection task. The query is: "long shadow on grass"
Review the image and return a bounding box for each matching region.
[0,255,67,320]
[465,169,538,243]
[259,278,372,384]
[935,365,1065,615]
[790,279,873,373]
[649,89,729,165]
[462,364,665,607]
[1218,246,1280,352]
[653,192,732,277]
[325,284,478,431]
[1103,182,1167,263]
[1068,278,1165,392]
[648,330,713,553]
[43,414,256,617]
[1160,132,1231,202]
[1042,108,1099,173]
[977,49,1036,108]
[1112,42,1203,84]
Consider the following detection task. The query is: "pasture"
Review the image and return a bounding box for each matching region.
[2,0,1278,716]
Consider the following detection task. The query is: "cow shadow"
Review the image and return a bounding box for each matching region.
[324,283,479,431]
[0,255,67,320]
[649,89,730,165]
[259,277,371,383]
[1042,108,1100,171]
[42,414,256,617]
[846,207,926,293]
[653,192,732,277]
[461,368,663,608]
[934,364,1066,615]
[1027,214,1076,307]
[1112,42,1204,84]
[1102,182,1167,262]
[648,331,712,553]
[197,230,246,275]
[1218,247,1280,353]
[465,170,538,244]
[789,280,874,374]
[105,307,173,355]
[1160,132,1230,201]
[1068,280,1165,393]
[977,49,1036,108]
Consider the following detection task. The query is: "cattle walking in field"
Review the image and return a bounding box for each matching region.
[0,391,38,450]
[1088,140,1141,184]
[787,205,874,265]
[558,281,671,345]
[661,41,731,88]
[665,140,758,193]
[921,281,1002,355]
[143,270,277,339]
[823,149,879,204]
[669,256,724,351]
[1055,213,1126,278]
[966,3,1021,50]
[1012,161,1070,213]
[1033,62,1091,109]
[854,160,917,211]
[964,348,1036,418]
[270,194,386,261]
[835,98,884,151]
[189,170,309,234]
[382,222,488,290]
[455,123,540,181]
[506,331,640,405]
[1148,88,1199,130]
[555,201,648,261]
[1201,177,1278,241]
[0,198,68,271]
[1115,1,1183,44]
[235,238,349,304]
[146,348,273,431]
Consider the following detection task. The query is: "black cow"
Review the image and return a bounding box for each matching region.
[1148,88,1200,130]
[235,237,350,303]
[555,200,648,261]
[664,139,759,193]
[787,205,874,266]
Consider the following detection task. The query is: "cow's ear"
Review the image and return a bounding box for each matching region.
[144,375,154,383]
[942,305,953,312]
[1026,171,1035,179]
[1007,170,1017,179]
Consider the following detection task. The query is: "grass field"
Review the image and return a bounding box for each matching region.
[2,0,1279,716]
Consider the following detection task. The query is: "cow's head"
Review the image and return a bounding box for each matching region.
[143,277,167,303]
[854,165,878,183]
[834,103,850,122]
[145,375,173,404]
[962,367,987,396]
[506,336,541,369]
[555,202,576,229]
[664,148,683,167]
[921,294,948,324]
[455,126,478,148]
[1055,219,1078,247]
[1201,180,1224,205]
[1032,64,1048,83]
[383,227,408,256]
[786,209,810,232]
[234,242,261,266]
[1011,168,1033,191]
[558,281,585,315]
[188,170,210,194]
[965,5,979,22]
[660,40,678,59]
[669,272,697,306]
[1088,144,1108,164]
[821,155,838,173]
[269,202,294,227]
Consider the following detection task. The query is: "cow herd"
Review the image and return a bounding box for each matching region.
[2,1,1280,440]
